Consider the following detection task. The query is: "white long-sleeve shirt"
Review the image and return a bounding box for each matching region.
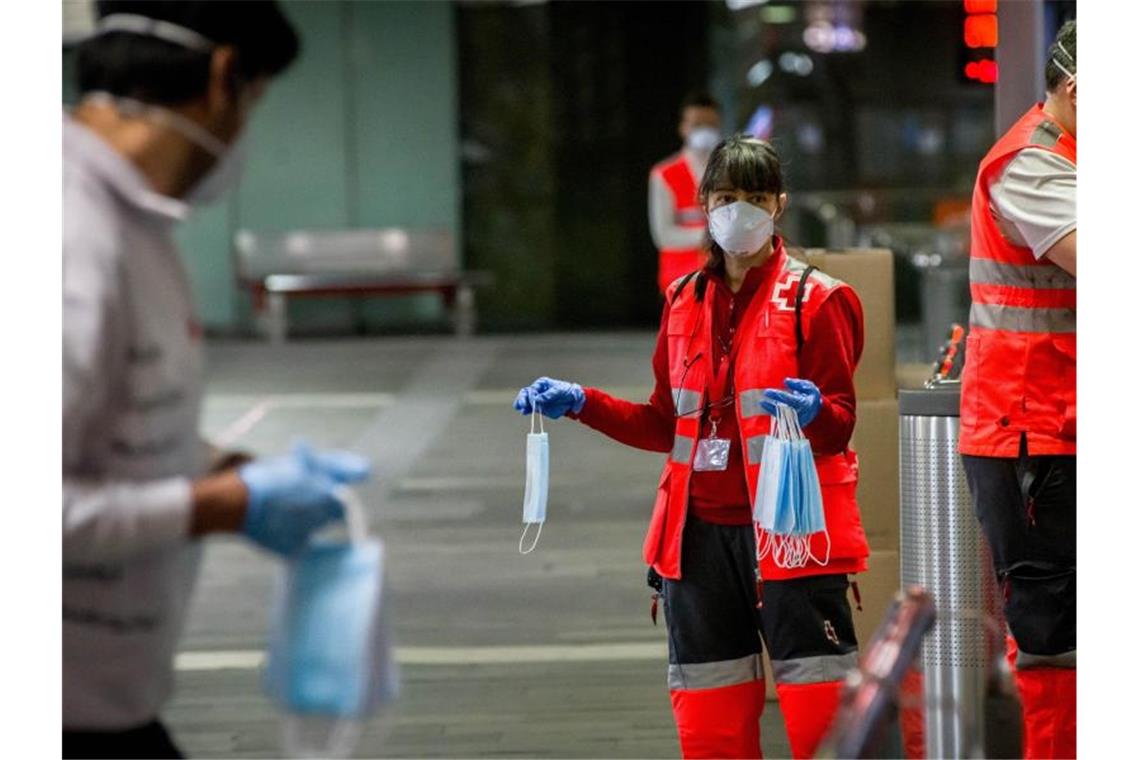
[647,150,708,251]
[63,114,209,729]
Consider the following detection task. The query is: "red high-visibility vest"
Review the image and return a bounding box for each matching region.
[651,153,707,294]
[645,243,870,581]
[959,104,1077,457]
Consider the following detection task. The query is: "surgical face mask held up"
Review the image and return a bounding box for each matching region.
[708,201,774,256]
[519,406,550,554]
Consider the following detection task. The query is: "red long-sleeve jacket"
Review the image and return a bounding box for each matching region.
[571,256,863,524]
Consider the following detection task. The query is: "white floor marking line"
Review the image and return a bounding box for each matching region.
[207,393,398,446]
[207,393,397,408]
[214,399,272,448]
[175,642,667,672]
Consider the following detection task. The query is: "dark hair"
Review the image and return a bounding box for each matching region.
[76,1,300,106]
[697,135,785,270]
[1045,19,1076,92]
[679,90,720,119]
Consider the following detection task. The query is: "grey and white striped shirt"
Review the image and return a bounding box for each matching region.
[63,114,209,729]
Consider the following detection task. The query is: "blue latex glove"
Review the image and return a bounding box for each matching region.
[512,376,586,419]
[239,441,372,557]
[760,378,823,428]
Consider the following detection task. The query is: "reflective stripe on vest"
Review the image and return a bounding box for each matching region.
[668,653,763,691]
[738,388,769,419]
[770,652,859,684]
[672,388,703,417]
[969,303,1076,333]
[671,435,695,464]
[746,434,768,466]
[970,258,1076,290]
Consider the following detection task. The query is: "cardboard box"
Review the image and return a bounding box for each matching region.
[789,247,898,400]
[851,397,901,550]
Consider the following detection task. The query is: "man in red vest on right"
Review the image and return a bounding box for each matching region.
[648,92,722,294]
[959,19,1076,759]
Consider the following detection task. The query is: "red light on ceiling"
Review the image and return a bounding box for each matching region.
[964,0,997,13]
[964,14,999,47]
[964,59,999,84]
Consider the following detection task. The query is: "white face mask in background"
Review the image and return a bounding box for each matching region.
[708,201,775,256]
[686,126,721,153]
[519,407,549,555]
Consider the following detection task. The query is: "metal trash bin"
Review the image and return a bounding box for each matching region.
[899,382,1006,758]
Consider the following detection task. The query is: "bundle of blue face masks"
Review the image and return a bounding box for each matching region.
[753,403,831,569]
[264,487,399,758]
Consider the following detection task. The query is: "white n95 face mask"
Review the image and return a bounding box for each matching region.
[82,91,248,207]
[519,407,549,554]
[708,201,774,256]
[686,127,721,153]
[185,131,250,205]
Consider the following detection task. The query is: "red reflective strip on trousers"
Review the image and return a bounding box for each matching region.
[969,282,1076,309]
[1015,668,1076,760]
[670,679,765,759]
[774,680,843,759]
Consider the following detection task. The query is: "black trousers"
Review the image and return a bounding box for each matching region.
[63,719,183,759]
[962,436,1076,659]
[659,515,858,670]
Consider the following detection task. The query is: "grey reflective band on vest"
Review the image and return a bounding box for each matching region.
[1015,649,1076,669]
[668,653,763,691]
[969,258,1076,290]
[673,388,703,417]
[969,303,1076,333]
[672,435,695,464]
[770,652,859,684]
[746,435,768,466]
[739,389,770,419]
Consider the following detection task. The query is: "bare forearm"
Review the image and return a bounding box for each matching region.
[1044,229,1076,276]
[190,471,249,536]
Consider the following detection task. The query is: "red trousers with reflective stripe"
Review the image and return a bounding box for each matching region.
[671,680,766,759]
[1016,667,1075,759]
[775,681,844,759]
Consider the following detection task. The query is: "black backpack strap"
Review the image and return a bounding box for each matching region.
[795,265,817,358]
[670,270,708,304]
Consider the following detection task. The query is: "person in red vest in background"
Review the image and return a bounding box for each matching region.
[517,136,869,759]
[959,19,1076,760]
[649,92,722,294]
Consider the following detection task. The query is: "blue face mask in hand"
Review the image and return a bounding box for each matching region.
[520,408,550,554]
[264,488,398,759]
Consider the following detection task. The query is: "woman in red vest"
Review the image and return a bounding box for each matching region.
[515,136,869,759]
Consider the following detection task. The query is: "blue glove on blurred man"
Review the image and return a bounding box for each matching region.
[760,377,822,428]
[513,376,586,419]
[239,441,372,556]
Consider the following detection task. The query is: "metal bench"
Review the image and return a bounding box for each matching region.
[234,228,493,342]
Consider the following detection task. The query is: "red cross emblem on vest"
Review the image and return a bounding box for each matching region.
[771,274,812,312]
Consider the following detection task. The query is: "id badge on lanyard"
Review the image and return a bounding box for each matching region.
[693,418,731,471]
[692,318,736,473]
